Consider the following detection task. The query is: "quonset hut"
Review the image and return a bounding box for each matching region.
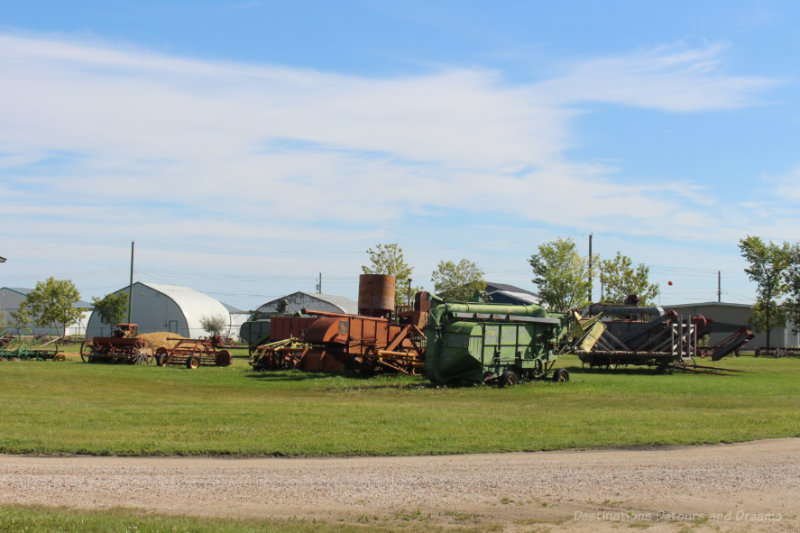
[252,291,358,318]
[85,282,231,339]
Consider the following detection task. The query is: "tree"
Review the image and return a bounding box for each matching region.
[200,313,229,337]
[598,251,660,305]
[431,259,486,301]
[739,235,792,348]
[9,306,32,335]
[91,292,128,328]
[19,277,83,337]
[362,243,415,307]
[783,242,800,335]
[529,237,591,313]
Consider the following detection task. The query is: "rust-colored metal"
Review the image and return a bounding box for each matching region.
[251,307,426,375]
[80,323,152,364]
[156,334,232,369]
[358,274,395,318]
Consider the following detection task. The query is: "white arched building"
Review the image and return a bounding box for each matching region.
[85,282,232,339]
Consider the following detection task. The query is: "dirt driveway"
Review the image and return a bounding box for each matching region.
[1,438,798,532]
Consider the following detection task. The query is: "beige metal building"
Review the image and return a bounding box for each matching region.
[667,301,798,349]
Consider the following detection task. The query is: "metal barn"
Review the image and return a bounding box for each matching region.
[85,282,232,339]
[252,291,358,318]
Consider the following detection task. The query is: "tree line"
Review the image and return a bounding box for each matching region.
[11,236,789,342]
[362,238,659,311]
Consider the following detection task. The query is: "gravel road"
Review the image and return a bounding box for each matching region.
[1,438,798,532]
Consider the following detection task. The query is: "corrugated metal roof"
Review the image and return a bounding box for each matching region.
[486,282,540,298]
[135,282,230,334]
[258,292,358,315]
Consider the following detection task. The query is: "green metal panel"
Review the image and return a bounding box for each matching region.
[424,301,566,385]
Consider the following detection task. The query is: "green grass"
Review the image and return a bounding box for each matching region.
[0,505,400,533]
[0,355,798,456]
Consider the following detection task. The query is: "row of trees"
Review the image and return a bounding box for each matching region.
[529,237,659,312]
[361,239,659,312]
[738,235,800,347]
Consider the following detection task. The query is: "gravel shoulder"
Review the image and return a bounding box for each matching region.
[2,438,799,532]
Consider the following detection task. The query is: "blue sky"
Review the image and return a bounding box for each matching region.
[2,1,800,311]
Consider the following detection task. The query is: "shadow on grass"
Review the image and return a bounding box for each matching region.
[245,370,335,382]
[563,364,672,376]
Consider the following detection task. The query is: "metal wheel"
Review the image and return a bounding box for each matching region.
[136,341,155,365]
[552,368,570,382]
[186,355,200,370]
[80,341,95,363]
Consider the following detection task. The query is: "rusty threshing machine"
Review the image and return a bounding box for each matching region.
[250,274,426,375]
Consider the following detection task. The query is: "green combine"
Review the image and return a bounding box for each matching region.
[423,302,569,386]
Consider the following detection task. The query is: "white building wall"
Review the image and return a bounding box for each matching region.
[86,282,231,339]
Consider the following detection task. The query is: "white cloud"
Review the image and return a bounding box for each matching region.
[537,44,776,111]
[0,33,783,305]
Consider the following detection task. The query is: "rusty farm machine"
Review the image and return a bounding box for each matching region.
[81,323,155,364]
[155,335,232,369]
[249,274,426,376]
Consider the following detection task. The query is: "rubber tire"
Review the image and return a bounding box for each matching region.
[186,356,200,370]
[552,368,570,382]
[500,370,517,387]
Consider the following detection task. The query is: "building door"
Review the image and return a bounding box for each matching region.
[168,320,179,333]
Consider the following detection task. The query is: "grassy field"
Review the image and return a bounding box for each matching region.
[0,353,798,456]
[0,505,399,533]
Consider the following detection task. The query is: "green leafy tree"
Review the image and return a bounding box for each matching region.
[91,292,128,328]
[739,235,792,348]
[529,237,591,313]
[19,277,83,337]
[9,306,32,334]
[431,259,486,301]
[200,313,229,337]
[783,242,800,335]
[362,243,415,307]
[598,251,660,305]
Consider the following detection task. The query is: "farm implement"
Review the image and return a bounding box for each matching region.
[250,310,426,375]
[0,333,64,361]
[156,335,232,369]
[249,274,427,376]
[567,300,753,373]
[81,323,154,364]
[424,301,569,386]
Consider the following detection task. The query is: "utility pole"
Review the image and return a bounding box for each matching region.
[316,272,322,294]
[588,233,593,303]
[717,270,721,302]
[127,241,134,323]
